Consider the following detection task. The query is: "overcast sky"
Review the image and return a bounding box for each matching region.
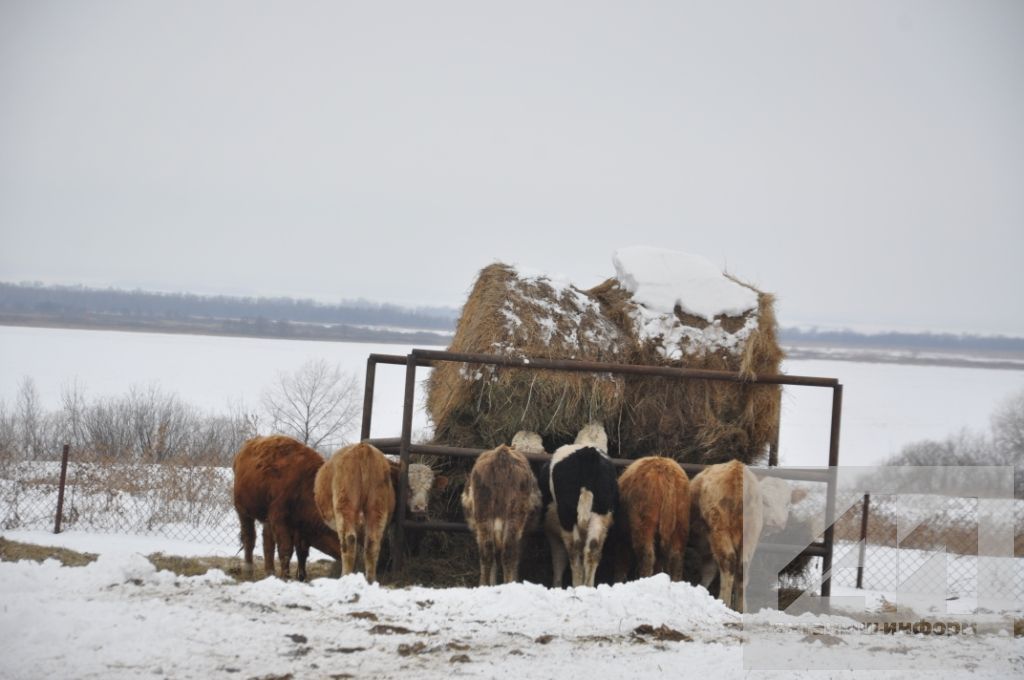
[1,1,1021,335]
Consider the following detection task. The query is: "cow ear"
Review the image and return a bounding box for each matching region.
[433,475,449,492]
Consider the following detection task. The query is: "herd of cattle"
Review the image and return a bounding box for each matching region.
[232,424,793,611]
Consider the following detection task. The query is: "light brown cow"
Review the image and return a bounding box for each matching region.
[314,442,395,583]
[461,443,542,586]
[690,460,791,611]
[232,435,341,581]
[615,456,689,582]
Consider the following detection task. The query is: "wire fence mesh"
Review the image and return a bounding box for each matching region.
[829,493,1024,603]
[0,445,237,546]
[3,445,1022,606]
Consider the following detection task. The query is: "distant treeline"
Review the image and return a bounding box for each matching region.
[2,281,1022,353]
[777,327,1024,353]
[0,281,459,330]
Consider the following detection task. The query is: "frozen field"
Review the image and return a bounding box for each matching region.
[1,326,1021,678]
[0,530,1019,680]
[1,325,1021,465]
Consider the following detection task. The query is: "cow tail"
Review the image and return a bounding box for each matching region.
[354,444,371,514]
[657,483,677,550]
[577,488,594,530]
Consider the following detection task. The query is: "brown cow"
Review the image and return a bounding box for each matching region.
[232,435,341,581]
[688,460,765,611]
[314,441,396,583]
[461,443,542,586]
[615,456,690,582]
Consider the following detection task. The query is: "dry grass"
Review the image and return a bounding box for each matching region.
[0,536,98,567]
[0,533,486,589]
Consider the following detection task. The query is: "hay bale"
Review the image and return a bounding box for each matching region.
[427,250,783,465]
[589,269,783,463]
[426,263,627,449]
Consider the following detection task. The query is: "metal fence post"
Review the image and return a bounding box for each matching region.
[53,443,70,534]
[856,493,871,589]
[821,383,843,598]
[394,354,418,571]
[360,356,378,441]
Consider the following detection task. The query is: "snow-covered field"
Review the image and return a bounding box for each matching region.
[0,529,1019,679]
[2,326,1023,677]
[1,325,1022,466]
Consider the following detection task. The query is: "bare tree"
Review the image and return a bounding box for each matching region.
[991,388,1024,462]
[15,377,45,459]
[56,378,88,452]
[0,399,16,462]
[261,359,360,451]
[991,388,1024,497]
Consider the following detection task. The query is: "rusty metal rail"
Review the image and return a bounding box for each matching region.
[360,348,842,597]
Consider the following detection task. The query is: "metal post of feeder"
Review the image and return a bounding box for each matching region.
[394,354,418,571]
[821,384,843,598]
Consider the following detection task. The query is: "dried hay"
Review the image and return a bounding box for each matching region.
[426,263,627,449]
[589,275,783,463]
[427,260,783,465]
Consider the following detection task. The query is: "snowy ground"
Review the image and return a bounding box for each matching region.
[1,530,1020,679]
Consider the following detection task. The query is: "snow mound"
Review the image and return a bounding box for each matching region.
[236,572,738,637]
[613,246,758,321]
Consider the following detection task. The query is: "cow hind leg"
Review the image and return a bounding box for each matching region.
[238,512,256,577]
[499,522,523,584]
[273,521,294,579]
[666,548,685,583]
[565,528,584,587]
[548,533,568,588]
[295,536,310,582]
[336,515,358,578]
[708,529,742,609]
[477,529,496,587]
[613,531,633,583]
[355,524,366,575]
[545,506,568,587]
[583,515,611,587]
[632,521,657,579]
[364,509,390,584]
[261,522,276,578]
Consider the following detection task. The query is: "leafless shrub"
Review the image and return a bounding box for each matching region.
[261,358,360,452]
[883,387,1024,499]
[0,378,255,541]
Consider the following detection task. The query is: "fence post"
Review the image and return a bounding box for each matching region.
[820,384,843,598]
[360,356,377,441]
[856,493,870,589]
[394,354,418,572]
[53,443,70,534]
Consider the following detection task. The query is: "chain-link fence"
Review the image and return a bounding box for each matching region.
[0,445,237,546]
[5,446,1022,606]
[829,493,1024,603]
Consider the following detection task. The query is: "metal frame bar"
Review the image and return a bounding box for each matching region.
[361,349,842,595]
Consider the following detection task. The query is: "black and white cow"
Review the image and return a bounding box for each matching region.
[542,422,618,587]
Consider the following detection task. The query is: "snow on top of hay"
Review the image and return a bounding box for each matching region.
[613,247,761,361]
[492,273,620,359]
[613,247,758,319]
